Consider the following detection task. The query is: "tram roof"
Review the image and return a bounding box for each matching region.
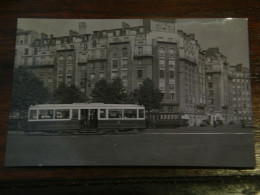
[29,103,145,109]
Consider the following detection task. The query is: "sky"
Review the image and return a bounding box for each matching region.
[17,18,249,67]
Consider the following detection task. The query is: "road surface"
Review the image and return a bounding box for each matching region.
[5,125,255,167]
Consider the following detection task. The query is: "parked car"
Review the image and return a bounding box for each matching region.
[200,119,210,127]
[241,120,254,128]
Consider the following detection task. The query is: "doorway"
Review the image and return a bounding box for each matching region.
[80,109,98,130]
[89,109,98,129]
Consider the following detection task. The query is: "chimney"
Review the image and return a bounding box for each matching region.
[69,30,79,36]
[188,33,195,40]
[79,22,87,34]
[122,21,130,29]
[40,33,48,39]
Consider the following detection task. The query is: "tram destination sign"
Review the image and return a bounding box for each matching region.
[5,18,255,167]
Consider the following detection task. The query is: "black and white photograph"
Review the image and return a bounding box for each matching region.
[5,18,255,167]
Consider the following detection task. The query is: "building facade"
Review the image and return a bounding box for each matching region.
[230,64,252,121]
[14,20,252,125]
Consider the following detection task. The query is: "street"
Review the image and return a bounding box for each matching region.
[5,125,255,167]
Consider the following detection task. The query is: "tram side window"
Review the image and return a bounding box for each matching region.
[55,109,70,119]
[124,109,137,118]
[100,109,106,118]
[138,109,144,118]
[38,109,54,119]
[108,109,123,118]
[72,109,78,120]
[29,110,37,120]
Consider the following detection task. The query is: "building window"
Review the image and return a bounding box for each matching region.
[159,81,165,91]
[100,50,106,58]
[122,48,128,57]
[66,76,72,86]
[169,60,175,69]
[24,48,29,55]
[116,30,120,36]
[208,82,213,88]
[33,57,36,65]
[209,98,214,104]
[137,81,143,88]
[122,70,128,79]
[122,80,128,88]
[100,62,105,69]
[170,83,175,90]
[80,54,87,62]
[67,65,72,74]
[33,48,38,55]
[67,55,73,64]
[208,107,214,113]
[48,77,52,85]
[159,59,165,67]
[169,48,176,57]
[90,63,95,69]
[90,73,95,80]
[160,70,165,78]
[158,47,165,57]
[137,36,143,44]
[121,59,128,68]
[169,71,174,79]
[170,93,175,101]
[209,90,213,96]
[137,70,142,78]
[138,47,143,55]
[58,56,64,64]
[158,37,164,41]
[112,60,118,68]
[111,71,118,79]
[99,72,104,79]
[111,48,118,57]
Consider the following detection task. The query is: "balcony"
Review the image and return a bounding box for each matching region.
[20,60,54,66]
[179,49,196,63]
[56,44,74,51]
[88,54,106,60]
[108,36,130,44]
[78,58,88,63]
[205,66,221,73]
[134,45,153,57]
[228,70,235,78]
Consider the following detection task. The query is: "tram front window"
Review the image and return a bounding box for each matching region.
[72,109,78,120]
[55,109,70,119]
[108,109,123,118]
[29,110,37,120]
[38,109,54,119]
[124,109,137,118]
[100,109,106,118]
[138,109,145,118]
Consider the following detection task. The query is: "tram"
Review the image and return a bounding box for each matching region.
[27,103,146,133]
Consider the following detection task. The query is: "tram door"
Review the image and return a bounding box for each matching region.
[80,109,89,130]
[89,109,98,129]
